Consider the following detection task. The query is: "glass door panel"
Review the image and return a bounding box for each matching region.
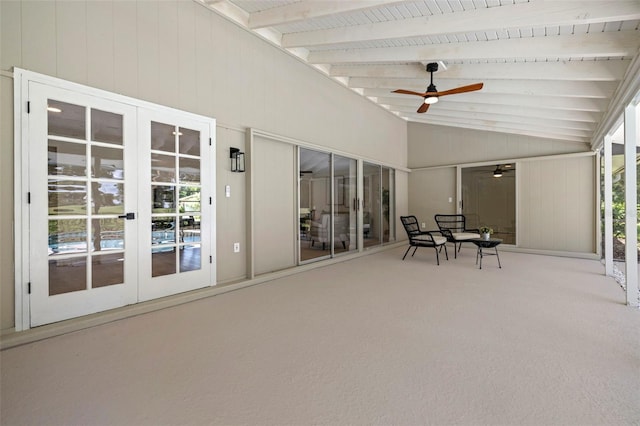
[363,162,381,248]
[382,167,395,243]
[299,148,331,262]
[461,164,516,244]
[333,155,358,254]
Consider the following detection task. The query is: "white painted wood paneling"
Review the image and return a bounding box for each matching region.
[253,136,296,275]
[56,1,88,84]
[21,1,56,76]
[0,76,15,330]
[158,0,180,108]
[113,1,138,97]
[137,1,160,103]
[87,1,115,91]
[0,1,21,71]
[408,122,590,168]
[408,167,457,230]
[519,156,596,253]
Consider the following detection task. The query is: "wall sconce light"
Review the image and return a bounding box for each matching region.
[230,147,245,173]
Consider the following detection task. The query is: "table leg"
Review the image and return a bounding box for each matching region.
[495,247,502,268]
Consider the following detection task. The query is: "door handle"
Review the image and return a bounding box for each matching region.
[118,212,136,220]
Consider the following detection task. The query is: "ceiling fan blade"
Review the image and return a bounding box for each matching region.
[417,102,430,113]
[393,89,427,97]
[436,83,484,97]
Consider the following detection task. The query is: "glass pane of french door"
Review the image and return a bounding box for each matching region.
[29,83,137,327]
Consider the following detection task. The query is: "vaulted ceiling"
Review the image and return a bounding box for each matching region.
[201,0,640,145]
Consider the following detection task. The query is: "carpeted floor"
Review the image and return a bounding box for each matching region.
[1,247,639,425]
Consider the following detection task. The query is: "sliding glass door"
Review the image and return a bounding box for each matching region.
[363,162,395,247]
[461,163,516,244]
[333,155,358,255]
[299,149,359,262]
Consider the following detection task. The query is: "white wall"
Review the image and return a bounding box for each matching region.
[0,0,407,330]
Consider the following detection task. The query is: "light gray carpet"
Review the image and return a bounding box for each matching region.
[2,247,639,425]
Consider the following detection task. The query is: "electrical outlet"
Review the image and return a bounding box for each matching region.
[233,242,240,253]
[422,222,426,228]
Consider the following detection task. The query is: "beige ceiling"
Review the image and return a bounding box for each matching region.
[200,0,640,145]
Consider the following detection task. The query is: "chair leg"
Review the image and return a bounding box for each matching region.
[454,242,458,258]
[443,244,449,260]
[402,245,412,260]
[435,246,440,265]
[411,247,418,257]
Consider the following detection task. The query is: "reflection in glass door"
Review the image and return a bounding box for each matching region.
[363,162,381,247]
[461,164,516,244]
[333,155,358,255]
[363,163,395,247]
[299,148,331,262]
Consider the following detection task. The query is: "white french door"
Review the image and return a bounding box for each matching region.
[28,84,139,326]
[22,74,215,328]
[137,110,213,301]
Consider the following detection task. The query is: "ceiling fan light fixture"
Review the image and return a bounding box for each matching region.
[424,96,438,104]
[493,167,503,178]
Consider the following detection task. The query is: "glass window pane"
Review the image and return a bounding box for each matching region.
[152,153,176,183]
[48,100,86,139]
[178,127,200,156]
[180,245,201,272]
[179,187,200,214]
[91,146,124,179]
[180,216,201,243]
[92,218,124,251]
[49,219,87,255]
[48,179,86,215]
[152,217,176,245]
[92,253,124,288]
[92,182,124,214]
[49,257,87,295]
[48,140,86,177]
[152,186,175,213]
[179,158,200,183]
[152,247,176,277]
[91,109,123,145]
[151,121,175,152]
